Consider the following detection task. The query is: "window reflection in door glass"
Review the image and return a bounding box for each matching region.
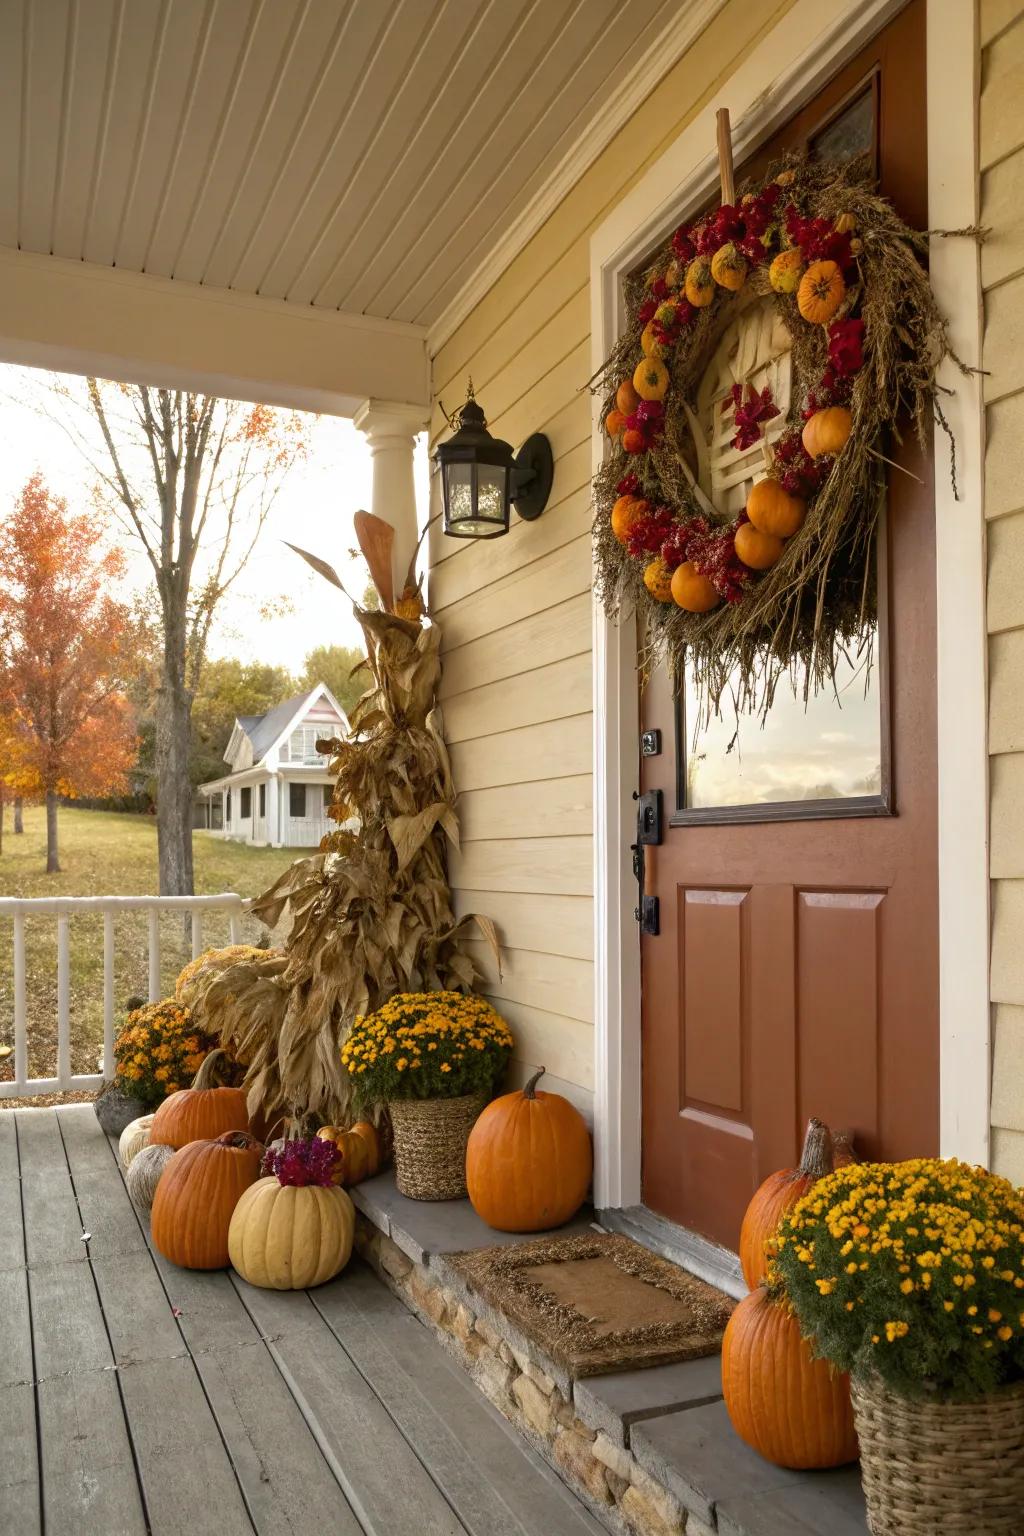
[809,84,875,165]
[680,635,882,810]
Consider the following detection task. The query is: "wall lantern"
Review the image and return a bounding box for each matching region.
[435,382,553,539]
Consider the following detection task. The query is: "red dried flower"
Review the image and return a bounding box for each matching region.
[672,226,696,264]
[637,298,657,326]
[729,383,780,451]
[828,317,865,377]
[262,1137,341,1188]
[616,472,640,496]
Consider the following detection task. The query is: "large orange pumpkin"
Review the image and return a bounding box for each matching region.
[746,479,806,539]
[802,406,852,460]
[739,1117,834,1288]
[466,1067,592,1232]
[151,1130,263,1270]
[149,1049,249,1150]
[722,1287,858,1469]
[670,561,720,613]
[734,522,783,571]
[797,260,845,325]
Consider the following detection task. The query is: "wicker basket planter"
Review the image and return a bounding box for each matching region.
[852,1371,1024,1534]
[389,1092,487,1201]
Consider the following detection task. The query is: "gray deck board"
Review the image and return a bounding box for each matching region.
[7,1105,606,1536]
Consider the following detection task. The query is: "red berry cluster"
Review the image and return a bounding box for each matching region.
[773,430,830,498]
[624,503,676,559]
[784,205,854,272]
[622,398,666,453]
[658,516,750,604]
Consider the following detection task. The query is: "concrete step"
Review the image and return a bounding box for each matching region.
[573,1357,725,1448]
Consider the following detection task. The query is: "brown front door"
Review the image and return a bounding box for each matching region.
[640,1,938,1253]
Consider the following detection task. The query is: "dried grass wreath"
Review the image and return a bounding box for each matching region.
[591,146,977,717]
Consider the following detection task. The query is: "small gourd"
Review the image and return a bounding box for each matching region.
[621,428,646,454]
[640,321,665,358]
[802,406,852,460]
[769,249,804,294]
[125,1142,176,1211]
[797,260,845,325]
[670,562,720,613]
[616,379,641,416]
[119,1114,154,1170]
[747,479,806,538]
[643,558,674,602]
[632,357,670,403]
[734,522,783,571]
[605,409,627,438]
[610,495,646,545]
[710,242,747,291]
[684,257,715,308]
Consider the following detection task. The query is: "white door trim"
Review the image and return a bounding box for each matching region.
[590,0,989,1211]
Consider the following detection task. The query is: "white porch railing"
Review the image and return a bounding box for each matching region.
[0,893,246,1100]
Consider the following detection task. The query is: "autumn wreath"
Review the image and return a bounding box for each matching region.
[592,152,970,714]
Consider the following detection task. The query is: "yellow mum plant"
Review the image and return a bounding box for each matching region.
[113,999,219,1109]
[341,991,513,1104]
[775,1158,1024,1400]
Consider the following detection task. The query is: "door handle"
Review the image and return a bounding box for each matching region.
[631,789,661,936]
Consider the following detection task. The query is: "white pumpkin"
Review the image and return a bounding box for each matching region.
[119,1114,155,1170]
[228,1177,354,1290]
[125,1142,176,1210]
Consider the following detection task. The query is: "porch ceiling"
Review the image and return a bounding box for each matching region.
[0,0,702,344]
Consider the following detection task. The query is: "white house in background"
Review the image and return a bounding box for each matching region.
[196,684,348,848]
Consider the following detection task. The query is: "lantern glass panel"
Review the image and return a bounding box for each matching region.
[444,462,476,531]
[477,463,509,526]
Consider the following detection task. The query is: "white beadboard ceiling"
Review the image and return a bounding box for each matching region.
[0,0,712,339]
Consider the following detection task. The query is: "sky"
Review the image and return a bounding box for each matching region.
[0,364,430,674]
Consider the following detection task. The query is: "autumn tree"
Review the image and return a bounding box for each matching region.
[0,476,140,872]
[76,384,308,895]
[190,657,296,786]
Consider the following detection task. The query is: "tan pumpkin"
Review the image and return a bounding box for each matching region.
[797,260,845,325]
[125,1142,176,1210]
[643,558,675,603]
[711,242,747,291]
[149,1049,248,1150]
[670,561,720,613]
[466,1067,593,1233]
[610,495,646,545]
[739,1118,834,1289]
[802,406,852,460]
[734,522,783,572]
[633,357,670,403]
[119,1114,154,1170]
[152,1131,263,1270]
[228,1178,355,1290]
[769,248,804,295]
[684,257,715,308]
[316,1125,371,1187]
[747,479,806,539]
[722,1287,858,1469]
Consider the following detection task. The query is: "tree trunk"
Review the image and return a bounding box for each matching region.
[45,792,60,873]
[155,655,194,896]
[13,797,23,834]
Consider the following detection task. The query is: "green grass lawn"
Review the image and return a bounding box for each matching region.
[0,805,310,1082]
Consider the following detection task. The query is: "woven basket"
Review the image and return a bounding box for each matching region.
[852,1372,1024,1534]
[389,1092,487,1201]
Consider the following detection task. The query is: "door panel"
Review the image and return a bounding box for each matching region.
[639,0,936,1252]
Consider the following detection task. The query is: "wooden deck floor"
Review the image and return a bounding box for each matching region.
[1,1105,606,1536]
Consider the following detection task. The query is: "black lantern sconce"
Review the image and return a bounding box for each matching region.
[435,382,554,539]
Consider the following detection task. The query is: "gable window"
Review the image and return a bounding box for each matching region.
[240,787,252,818]
[259,783,266,817]
[289,783,306,818]
[287,725,324,764]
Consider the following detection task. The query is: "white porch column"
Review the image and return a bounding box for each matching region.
[353,399,428,598]
[266,775,280,848]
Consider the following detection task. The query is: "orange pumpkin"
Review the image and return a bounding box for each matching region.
[616,379,641,416]
[622,427,646,454]
[802,406,852,460]
[797,260,845,325]
[670,561,720,613]
[643,558,674,602]
[747,479,806,539]
[149,1049,249,1150]
[316,1124,372,1187]
[466,1067,592,1232]
[633,357,670,403]
[640,321,665,358]
[151,1130,263,1270]
[734,522,783,571]
[605,409,627,437]
[684,257,715,308]
[611,494,646,544]
[711,242,747,291]
[769,248,804,295]
[739,1118,834,1288]
[722,1288,858,1469]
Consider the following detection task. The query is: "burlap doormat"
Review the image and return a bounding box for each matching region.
[450,1232,734,1378]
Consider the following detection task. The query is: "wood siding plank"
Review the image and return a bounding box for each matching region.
[437,537,592,651]
[481,997,595,1088]
[449,836,592,897]
[458,776,592,841]
[453,890,593,961]
[442,654,591,742]
[449,713,593,790]
[464,942,594,1024]
[439,594,592,699]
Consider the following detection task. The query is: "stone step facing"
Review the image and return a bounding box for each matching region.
[354,1171,869,1536]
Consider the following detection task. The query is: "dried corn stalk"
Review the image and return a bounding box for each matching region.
[206,606,498,1128]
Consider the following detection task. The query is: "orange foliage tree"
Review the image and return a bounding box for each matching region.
[0,475,140,872]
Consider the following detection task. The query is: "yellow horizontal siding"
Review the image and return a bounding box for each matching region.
[431,0,794,1114]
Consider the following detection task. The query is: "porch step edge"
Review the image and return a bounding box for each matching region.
[597,1207,745,1302]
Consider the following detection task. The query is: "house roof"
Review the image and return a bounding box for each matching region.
[238,692,317,764]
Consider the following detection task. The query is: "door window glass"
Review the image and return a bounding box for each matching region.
[289,783,306,818]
